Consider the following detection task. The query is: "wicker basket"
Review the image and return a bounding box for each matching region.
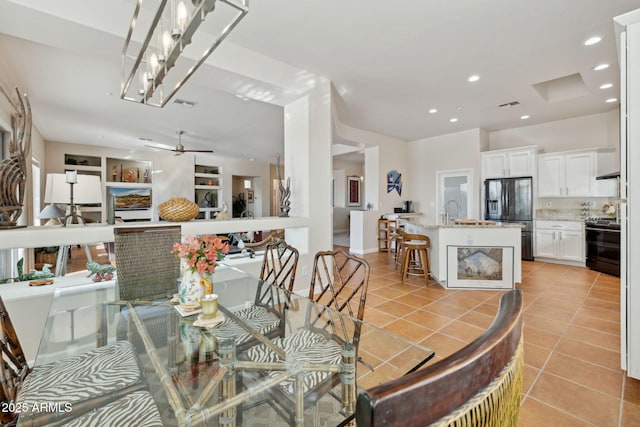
[158,197,199,222]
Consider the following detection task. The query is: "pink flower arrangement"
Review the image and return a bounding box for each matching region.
[172,235,229,275]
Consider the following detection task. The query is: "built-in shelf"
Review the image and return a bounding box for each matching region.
[105,182,153,189]
[106,157,152,184]
[64,154,101,168]
[195,163,223,219]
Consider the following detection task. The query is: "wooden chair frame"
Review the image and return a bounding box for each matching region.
[240,250,371,424]
[0,298,30,426]
[355,289,523,427]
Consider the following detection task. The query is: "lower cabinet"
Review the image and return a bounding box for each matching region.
[534,220,584,263]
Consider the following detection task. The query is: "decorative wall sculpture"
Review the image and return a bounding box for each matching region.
[276,156,291,217]
[387,169,402,196]
[0,86,31,228]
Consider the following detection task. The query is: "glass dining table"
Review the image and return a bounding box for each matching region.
[19,265,435,426]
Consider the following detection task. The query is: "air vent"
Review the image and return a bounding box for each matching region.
[174,99,196,108]
[498,101,520,109]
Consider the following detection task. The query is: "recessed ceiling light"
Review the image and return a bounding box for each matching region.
[593,63,609,71]
[520,115,530,120]
[449,118,458,123]
[584,36,602,46]
[600,83,613,89]
[606,98,618,103]
[468,75,480,82]
[428,108,438,114]
[456,106,463,110]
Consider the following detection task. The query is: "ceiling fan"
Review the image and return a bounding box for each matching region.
[147,130,214,155]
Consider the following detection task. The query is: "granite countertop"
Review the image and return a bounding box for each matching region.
[534,217,584,222]
[417,223,525,229]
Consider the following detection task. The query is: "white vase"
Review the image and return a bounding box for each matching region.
[179,268,212,306]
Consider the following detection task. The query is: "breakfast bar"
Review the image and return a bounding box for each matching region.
[403,222,523,289]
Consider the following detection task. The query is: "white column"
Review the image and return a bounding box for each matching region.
[283,79,333,288]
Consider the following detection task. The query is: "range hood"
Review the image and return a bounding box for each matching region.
[596,171,621,180]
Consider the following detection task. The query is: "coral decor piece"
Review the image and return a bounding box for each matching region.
[86,261,116,282]
[0,86,31,228]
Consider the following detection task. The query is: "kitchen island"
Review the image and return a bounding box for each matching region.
[404,222,523,289]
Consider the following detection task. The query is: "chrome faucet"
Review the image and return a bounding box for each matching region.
[445,200,461,224]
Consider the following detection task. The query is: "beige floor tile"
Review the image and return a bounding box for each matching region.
[544,352,623,398]
[340,249,629,425]
[519,397,593,427]
[528,372,620,426]
[556,336,621,371]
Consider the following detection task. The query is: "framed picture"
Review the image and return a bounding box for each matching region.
[247,189,254,204]
[347,176,361,207]
[446,246,514,289]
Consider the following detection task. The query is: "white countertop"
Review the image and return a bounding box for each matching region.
[416,223,525,229]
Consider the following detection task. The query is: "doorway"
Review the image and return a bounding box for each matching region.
[436,169,473,223]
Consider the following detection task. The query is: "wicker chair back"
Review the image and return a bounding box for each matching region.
[114,226,181,301]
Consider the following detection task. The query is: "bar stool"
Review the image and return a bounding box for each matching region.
[400,233,431,286]
[389,226,404,269]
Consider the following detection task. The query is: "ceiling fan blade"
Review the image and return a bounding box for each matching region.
[183,149,214,153]
[145,144,175,152]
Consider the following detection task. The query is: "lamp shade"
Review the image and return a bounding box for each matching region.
[44,173,103,204]
[38,204,65,219]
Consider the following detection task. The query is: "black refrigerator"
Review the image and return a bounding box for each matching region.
[484,177,534,261]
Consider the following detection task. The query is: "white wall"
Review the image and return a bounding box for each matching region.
[408,129,484,223]
[284,80,333,292]
[490,109,619,159]
[333,115,409,215]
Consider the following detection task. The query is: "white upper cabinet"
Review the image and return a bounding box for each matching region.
[481,146,538,179]
[537,148,616,198]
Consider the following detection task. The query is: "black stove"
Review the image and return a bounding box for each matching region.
[585,217,621,230]
[585,217,620,276]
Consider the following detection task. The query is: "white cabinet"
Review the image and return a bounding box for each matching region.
[537,148,616,198]
[534,220,584,263]
[481,146,538,179]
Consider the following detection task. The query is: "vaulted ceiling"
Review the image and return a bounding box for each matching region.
[1,0,639,163]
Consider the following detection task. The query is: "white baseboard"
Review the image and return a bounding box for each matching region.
[349,247,379,255]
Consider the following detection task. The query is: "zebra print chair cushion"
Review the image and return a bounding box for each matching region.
[17,341,145,426]
[243,329,342,394]
[62,390,162,427]
[213,304,280,345]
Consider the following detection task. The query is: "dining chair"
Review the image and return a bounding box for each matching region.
[114,225,182,352]
[241,249,370,424]
[0,297,156,426]
[355,289,523,427]
[210,240,299,349]
[113,225,181,302]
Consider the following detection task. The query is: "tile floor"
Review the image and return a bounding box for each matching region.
[67,242,640,425]
[345,247,640,427]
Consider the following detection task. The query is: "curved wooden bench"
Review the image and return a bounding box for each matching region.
[356,289,523,427]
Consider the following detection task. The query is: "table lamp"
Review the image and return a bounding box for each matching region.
[44,172,103,226]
